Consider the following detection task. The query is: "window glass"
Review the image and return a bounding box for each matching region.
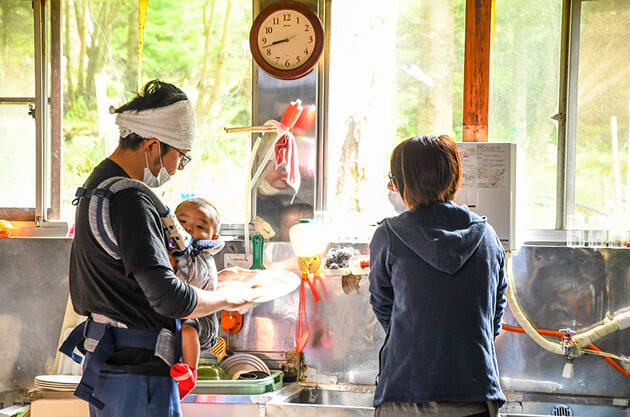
[62,0,252,224]
[326,0,465,237]
[574,1,630,219]
[490,0,562,229]
[0,0,34,97]
[0,105,36,207]
[0,0,35,208]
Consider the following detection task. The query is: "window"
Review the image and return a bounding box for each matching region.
[573,1,630,220]
[326,0,466,238]
[0,1,38,217]
[61,0,252,225]
[5,0,629,241]
[490,0,630,237]
[489,0,563,230]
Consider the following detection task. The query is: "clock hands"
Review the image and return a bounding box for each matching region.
[261,35,296,49]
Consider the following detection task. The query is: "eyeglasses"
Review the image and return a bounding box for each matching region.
[388,172,396,182]
[169,145,192,168]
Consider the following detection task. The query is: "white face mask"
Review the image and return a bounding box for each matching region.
[388,190,408,214]
[142,147,171,188]
[257,177,295,197]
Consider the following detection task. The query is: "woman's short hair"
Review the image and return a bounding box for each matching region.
[390,134,461,209]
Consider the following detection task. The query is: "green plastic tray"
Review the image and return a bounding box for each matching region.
[192,370,283,395]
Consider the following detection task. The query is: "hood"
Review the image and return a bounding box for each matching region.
[386,201,487,274]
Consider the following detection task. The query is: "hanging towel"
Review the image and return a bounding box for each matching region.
[266,120,301,198]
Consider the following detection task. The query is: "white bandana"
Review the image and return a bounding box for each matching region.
[110,99,197,151]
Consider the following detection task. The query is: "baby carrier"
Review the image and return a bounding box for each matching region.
[60,177,219,409]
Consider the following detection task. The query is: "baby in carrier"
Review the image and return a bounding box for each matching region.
[169,197,223,399]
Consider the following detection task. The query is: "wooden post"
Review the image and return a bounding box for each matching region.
[463,0,492,142]
[51,0,62,219]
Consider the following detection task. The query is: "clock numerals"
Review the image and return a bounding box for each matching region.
[250,3,323,78]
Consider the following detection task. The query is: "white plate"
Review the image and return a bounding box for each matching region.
[34,385,77,392]
[220,353,270,375]
[219,269,300,303]
[34,375,80,391]
[35,375,81,384]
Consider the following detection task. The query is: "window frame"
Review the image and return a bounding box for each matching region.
[317,0,602,246]
[1,0,66,237]
[527,0,586,245]
[10,0,612,242]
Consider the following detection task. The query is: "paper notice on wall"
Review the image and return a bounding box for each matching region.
[223,254,253,269]
[454,142,517,250]
[458,144,509,189]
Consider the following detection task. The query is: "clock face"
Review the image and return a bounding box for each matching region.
[256,9,317,71]
[249,1,324,80]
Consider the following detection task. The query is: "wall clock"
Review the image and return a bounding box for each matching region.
[249,1,324,80]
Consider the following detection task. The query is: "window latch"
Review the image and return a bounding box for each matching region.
[28,104,36,119]
[551,112,565,122]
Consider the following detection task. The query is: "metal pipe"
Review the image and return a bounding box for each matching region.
[315,0,330,212]
[562,0,582,224]
[554,0,572,229]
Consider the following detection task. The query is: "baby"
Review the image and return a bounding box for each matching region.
[169,197,223,399]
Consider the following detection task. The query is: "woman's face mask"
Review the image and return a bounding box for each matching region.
[142,146,171,188]
[388,190,408,214]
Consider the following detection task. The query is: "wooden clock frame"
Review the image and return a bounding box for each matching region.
[249,1,324,80]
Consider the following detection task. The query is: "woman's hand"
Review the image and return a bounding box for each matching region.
[218,266,259,282]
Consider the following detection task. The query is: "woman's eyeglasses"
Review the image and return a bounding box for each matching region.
[170,145,192,168]
[388,172,396,182]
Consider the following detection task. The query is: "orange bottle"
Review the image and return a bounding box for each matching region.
[280,99,304,131]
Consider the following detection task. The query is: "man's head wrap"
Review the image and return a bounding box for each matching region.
[110,99,197,151]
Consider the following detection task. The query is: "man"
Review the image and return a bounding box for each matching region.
[67,80,255,417]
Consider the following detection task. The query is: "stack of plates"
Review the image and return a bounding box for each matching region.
[220,353,271,380]
[33,375,81,391]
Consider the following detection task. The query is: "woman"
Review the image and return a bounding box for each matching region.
[369,135,507,417]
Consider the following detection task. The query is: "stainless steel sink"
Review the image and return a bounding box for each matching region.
[286,387,374,408]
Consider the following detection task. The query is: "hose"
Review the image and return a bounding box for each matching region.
[502,324,630,380]
[505,254,564,355]
[505,252,630,353]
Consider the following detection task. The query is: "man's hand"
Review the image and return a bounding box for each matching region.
[184,268,261,318]
[216,283,258,314]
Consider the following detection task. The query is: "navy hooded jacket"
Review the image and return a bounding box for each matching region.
[368,201,507,407]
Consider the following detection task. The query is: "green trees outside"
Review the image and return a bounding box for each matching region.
[60,0,253,222]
